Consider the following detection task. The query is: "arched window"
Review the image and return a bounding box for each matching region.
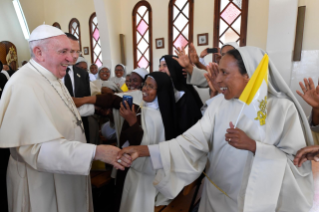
[69,18,82,50]
[52,22,61,29]
[132,1,153,72]
[213,0,249,48]
[89,13,103,67]
[168,0,194,55]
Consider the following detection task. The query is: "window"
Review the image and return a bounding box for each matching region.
[168,0,194,55]
[213,0,248,48]
[132,1,153,72]
[52,22,61,29]
[69,18,82,50]
[89,13,103,67]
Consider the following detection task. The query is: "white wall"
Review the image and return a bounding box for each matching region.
[41,0,96,63]
[0,0,31,66]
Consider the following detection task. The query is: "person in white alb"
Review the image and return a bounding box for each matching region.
[0,25,131,212]
[119,46,314,212]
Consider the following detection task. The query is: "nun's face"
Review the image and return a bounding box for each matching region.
[159,61,170,76]
[115,66,124,78]
[99,68,110,81]
[216,54,249,100]
[90,65,98,74]
[126,75,132,89]
[76,62,87,71]
[221,45,235,56]
[142,77,157,102]
[130,72,143,90]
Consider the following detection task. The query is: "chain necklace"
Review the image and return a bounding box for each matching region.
[30,62,85,133]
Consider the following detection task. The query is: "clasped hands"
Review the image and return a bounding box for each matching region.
[94,144,148,170]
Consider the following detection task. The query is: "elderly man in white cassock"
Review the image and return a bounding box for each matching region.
[0,25,131,212]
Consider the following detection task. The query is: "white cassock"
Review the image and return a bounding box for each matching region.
[151,94,313,212]
[120,105,170,212]
[0,59,96,212]
[186,66,208,87]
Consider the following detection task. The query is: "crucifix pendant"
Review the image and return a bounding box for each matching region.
[75,118,85,134]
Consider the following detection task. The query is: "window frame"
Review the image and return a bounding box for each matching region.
[168,0,194,55]
[69,18,82,50]
[213,0,249,49]
[89,12,103,66]
[132,0,153,72]
[52,22,61,29]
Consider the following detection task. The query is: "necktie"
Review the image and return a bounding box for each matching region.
[64,68,74,97]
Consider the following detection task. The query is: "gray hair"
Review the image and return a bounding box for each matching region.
[29,39,51,58]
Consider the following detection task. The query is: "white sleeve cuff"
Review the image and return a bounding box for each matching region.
[78,104,95,117]
[148,144,163,170]
[199,57,207,67]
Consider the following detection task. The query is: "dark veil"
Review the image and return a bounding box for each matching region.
[145,72,177,140]
[160,55,203,134]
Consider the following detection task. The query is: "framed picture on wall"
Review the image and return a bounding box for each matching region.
[83,47,89,55]
[156,38,164,49]
[197,33,208,46]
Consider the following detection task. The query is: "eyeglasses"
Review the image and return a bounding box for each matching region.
[143,84,157,90]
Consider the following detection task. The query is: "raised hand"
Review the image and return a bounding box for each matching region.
[174,47,193,74]
[293,145,319,167]
[119,101,137,126]
[225,122,256,154]
[296,78,319,109]
[189,43,199,65]
[204,62,220,97]
[200,48,209,58]
[117,145,150,162]
[94,145,132,170]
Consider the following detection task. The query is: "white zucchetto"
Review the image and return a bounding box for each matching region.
[28,25,65,42]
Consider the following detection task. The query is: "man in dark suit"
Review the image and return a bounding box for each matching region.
[62,33,92,142]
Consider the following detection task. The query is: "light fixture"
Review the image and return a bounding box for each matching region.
[12,0,30,40]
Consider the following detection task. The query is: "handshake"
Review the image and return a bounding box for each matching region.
[94,145,150,170]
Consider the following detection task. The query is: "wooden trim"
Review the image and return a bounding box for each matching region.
[293,6,306,61]
[156,38,165,49]
[69,18,82,51]
[197,33,208,46]
[240,0,249,47]
[169,0,194,55]
[52,22,61,29]
[213,0,221,62]
[132,1,153,72]
[89,12,96,64]
[213,0,249,62]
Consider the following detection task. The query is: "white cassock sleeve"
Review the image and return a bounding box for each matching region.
[78,104,95,117]
[199,57,208,67]
[186,66,208,87]
[16,139,96,176]
[151,107,212,199]
[238,102,313,212]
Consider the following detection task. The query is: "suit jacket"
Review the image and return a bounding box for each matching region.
[67,66,91,142]
[72,66,91,98]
